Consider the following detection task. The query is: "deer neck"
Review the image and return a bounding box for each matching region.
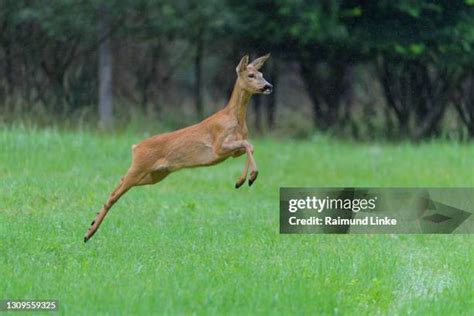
[226,80,252,126]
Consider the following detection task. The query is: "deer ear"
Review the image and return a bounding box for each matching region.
[236,55,249,73]
[250,53,271,70]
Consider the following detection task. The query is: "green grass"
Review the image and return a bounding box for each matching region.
[1,126,473,315]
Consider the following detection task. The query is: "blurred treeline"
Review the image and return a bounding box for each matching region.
[0,0,473,140]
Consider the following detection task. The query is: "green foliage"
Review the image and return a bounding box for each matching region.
[379,1,472,62]
[227,0,473,64]
[227,0,353,59]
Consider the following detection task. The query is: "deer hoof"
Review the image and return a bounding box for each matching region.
[249,171,258,186]
[235,179,245,189]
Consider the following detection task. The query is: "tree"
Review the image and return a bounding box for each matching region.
[227,0,361,132]
[353,0,474,139]
[454,71,474,138]
[179,0,228,119]
[98,2,114,129]
[11,1,95,112]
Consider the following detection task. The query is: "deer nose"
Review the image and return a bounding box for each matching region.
[262,84,273,94]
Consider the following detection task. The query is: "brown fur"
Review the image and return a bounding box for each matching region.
[84,54,272,242]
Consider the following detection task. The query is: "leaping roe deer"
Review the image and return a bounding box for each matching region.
[84,54,273,242]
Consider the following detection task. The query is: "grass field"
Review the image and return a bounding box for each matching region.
[1,126,473,315]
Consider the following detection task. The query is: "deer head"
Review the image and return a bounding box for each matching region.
[236,54,273,95]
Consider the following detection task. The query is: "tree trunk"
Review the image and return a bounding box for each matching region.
[377,59,411,139]
[194,28,204,119]
[300,62,325,129]
[98,3,113,129]
[300,59,350,131]
[4,36,13,96]
[454,73,474,138]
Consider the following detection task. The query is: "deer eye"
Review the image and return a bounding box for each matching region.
[248,74,255,79]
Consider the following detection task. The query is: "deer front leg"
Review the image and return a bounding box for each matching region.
[245,145,258,186]
[235,157,249,188]
[219,139,258,187]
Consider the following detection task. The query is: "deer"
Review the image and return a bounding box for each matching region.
[84,54,273,242]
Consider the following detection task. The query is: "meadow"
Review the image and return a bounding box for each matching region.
[1,126,473,315]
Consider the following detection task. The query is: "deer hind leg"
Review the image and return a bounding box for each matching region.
[136,169,170,186]
[235,158,249,189]
[84,168,147,243]
[110,177,124,197]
